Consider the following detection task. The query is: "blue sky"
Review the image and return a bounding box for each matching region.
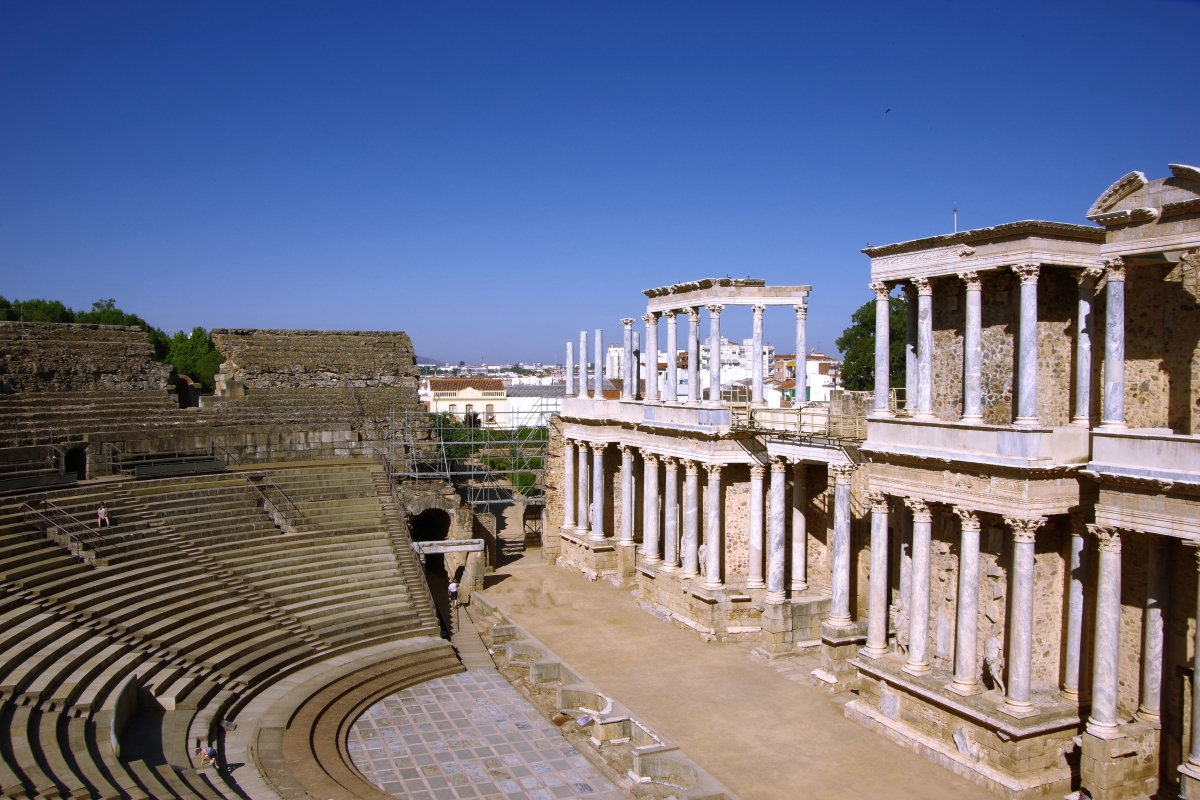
[2,1,1198,364]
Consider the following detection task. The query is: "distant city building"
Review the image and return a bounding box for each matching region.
[422,377,507,425]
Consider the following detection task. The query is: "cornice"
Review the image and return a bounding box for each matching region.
[862,220,1104,258]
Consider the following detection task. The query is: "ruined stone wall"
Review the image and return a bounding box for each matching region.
[543,417,564,561]
[212,328,419,390]
[722,464,752,581]
[979,270,1016,425]
[0,322,169,393]
[1163,257,1200,434]
[1162,539,1199,790]
[931,277,965,421]
[1036,269,1076,427]
[805,464,833,592]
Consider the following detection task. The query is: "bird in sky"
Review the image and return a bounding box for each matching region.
[885,108,891,113]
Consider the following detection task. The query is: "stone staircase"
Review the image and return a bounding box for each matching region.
[0,460,441,799]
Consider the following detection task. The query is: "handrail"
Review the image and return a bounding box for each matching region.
[22,497,112,563]
[731,405,866,441]
[344,378,363,419]
[245,472,305,523]
[211,441,242,465]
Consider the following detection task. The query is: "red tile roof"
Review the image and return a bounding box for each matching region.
[429,378,505,391]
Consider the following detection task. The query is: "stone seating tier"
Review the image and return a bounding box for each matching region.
[0,322,171,394]
[0,462,439,800]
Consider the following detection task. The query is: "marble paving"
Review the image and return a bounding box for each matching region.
[348,668,624,800]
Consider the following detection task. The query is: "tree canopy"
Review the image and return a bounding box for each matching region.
[167,327,224,392]
[836,294,908,392]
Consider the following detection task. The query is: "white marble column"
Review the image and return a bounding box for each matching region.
[960,271,983,422]
[790,463,807,592]
[1101,257,1127,429]
[1062,513,1087,703]
[1002,516,1044,718]
[591,443,606,542]
[593,329,604,398]
[704,464,723,589]
[829,464,856,627]
[903,498,932,676]
[686,308,701,404]
[565,342,576,397]
[664,311,679,402]
[1136,535,1167,726]
[1183,549,1200,774]
[904,285,918,412]
[898,498,912,621]
[576,442,590,535]
[1087,525,1122,738]
[794,301,808,404]
[562,437,576,530]
[706,304,724,406]
[642,453,661,563]
[1013,264,1041,426]
[871,282,892,417]
[765,459,786,602]
[619,446,635,542]
[1073,267,1102,426]
[579,331,589,397]
[747,464,766,589]
[661,457,680,571]
[862,492,890,657]
[751,305,766,406]
[948,508,981,695]
[632,331,641,399]
[643,313,660,402]
[681,461,700,576]
[914,277,934,418]
[621,319,635,399]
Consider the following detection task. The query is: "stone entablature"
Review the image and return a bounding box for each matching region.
[0,322,170,393]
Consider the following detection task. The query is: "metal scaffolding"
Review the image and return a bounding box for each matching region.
[386,404,552,507]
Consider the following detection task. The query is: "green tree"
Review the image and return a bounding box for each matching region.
[0,296,75,322]
[166,327,224,392]
[836,294,908,392]
[75,299,170,360]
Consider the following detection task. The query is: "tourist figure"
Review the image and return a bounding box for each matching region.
[97,503,110,528]
[448,579,459,608]
[197,745,217,766]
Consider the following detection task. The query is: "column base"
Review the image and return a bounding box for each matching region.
[1070,417,1090,427]
[1085,719,1122,739]
[869,409,893,419]
[1059,688,1080,704]
[1013,416,1040,427]
[703,579,723,590]
[764,590,786,605]
[680,570,698,579]
[1179,761,1200,794]
[789,581,808,592]
[999,700,1039,719]
[745,578,766,589]
[1098,420,1127,431]
[1133,708,1161,729]
[959,414,983,423]
[944,680,981,697]
[659,563,679,573]
[589,533,606,543]
[859,644,889,659]
[901,661,931,677]
[642,556,662,566]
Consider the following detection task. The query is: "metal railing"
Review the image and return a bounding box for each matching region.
[22,497,112,564]
[211,441,242,466]
[730,405,867,441]
[245,472,305,529]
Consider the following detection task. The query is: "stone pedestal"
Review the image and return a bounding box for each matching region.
[1080,723,1158,800]
[758,600,794,656]
[616,541,637,586]
[813,621,865,693]
[635,565,765,641]
[558,529,617,582]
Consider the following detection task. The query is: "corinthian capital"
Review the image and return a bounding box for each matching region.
[865,492,888,512]
[1088,524,1122,553]
[1104,257,1126,282]
[904,497,931,522]
[911,277,932,295]
[957,271,982,292]
[830,463,856,484]
[642,312,659,325]
[870,282,890,301]
[954,507,981,531]
[1077,266,1104,286]
[1005,516,1045,544]
[1011,263,1040,285]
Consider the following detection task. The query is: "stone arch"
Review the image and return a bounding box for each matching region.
[411,508,452,542]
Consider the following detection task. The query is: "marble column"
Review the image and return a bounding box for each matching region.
[643,313,660,402]
[704,464,723,589]
[561,438,576,530]
[903,498,932,676]
[576,442,590,535]
[870,282,892,417]
[593,329,604,398]
[686,308,701,404]
[898,498,912,623]
[750,304,766,406]
[706,304,724,406]
[1073,267,1103,426]
[1062,513,1087,703]
[948,508,981,695]
[1136,534,1167,726]
[862,492,890,657]
[621,319,635,399]
[642,453,661,563]
[960,271,983,422]
[1002,516,1044,718]
[914,277,934,418]
[590,444,606,542]
[904,284,918,412]
[632,331,641,399]
[1013,264,1041,426]
[790,463,807,592]
[579,331,589,397]
[1101,257,1127,429]
[664,311,679,402]
[747,464,766,589]
[1087,525,1122,738]
[565,342,576,397]
[828,464,856,627]
[620,446,635,542]
[1183,549,1200,774]
[681,461,700,576]
[794,301,808,404]
[661,457,680,571]
[765,459,786,602]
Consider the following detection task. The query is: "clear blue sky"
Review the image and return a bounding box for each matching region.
[2,1,1197,364]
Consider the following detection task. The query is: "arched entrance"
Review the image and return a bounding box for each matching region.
[411,508,451,542]
[64,446,86,480]
[410,508,454,634]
